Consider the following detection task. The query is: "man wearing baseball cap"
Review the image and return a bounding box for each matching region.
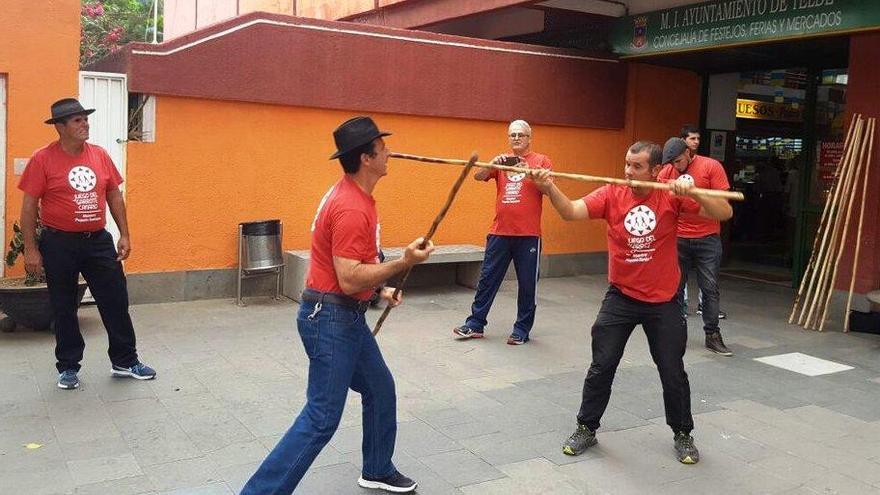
[659,137,733,356]
[19,98,156,391]
[531,141,733,465]
[243,116,433,494]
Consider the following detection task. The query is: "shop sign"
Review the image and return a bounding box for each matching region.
[611,0,880,57]
[817,140,844,181]
[736,98,803,122]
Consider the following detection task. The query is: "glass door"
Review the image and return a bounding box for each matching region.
[792,68,848,285]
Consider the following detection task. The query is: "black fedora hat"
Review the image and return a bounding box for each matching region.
[44,98,95,124]
[329,116,391,160]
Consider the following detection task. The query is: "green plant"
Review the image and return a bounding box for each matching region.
[6,220,46,286]
[81,1,163,67]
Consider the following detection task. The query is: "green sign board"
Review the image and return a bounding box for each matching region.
[611,0,880,57]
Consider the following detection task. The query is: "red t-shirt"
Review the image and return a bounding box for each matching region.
[657,154,730,238]
[306,175,381,301]
[584,185,700,303]
[484,151,552,237]
[18,141,123,232]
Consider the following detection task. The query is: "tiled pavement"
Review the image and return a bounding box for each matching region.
[2,275,880,494]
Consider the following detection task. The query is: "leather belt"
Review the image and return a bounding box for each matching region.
[43,227,105,239]
[302,289,370,313]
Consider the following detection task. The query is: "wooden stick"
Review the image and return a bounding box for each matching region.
[803,117,865,328]
[802,118,864,328]
[818,116,871,331]
[797,116,863,326]
[789,114,859,323]
[372,152,478,336]
[390,152,745,201]
[845,118,875,331]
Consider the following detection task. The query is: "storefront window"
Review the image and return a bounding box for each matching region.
[809,69,848,205]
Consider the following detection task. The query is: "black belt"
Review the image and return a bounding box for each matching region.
[43,227,105,239]
[302,289,370,313]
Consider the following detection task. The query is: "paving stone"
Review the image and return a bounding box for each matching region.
[419,449,505,487]
[66,453,144,486]
[142,456,223,492]
[3,277,880,495]
[395,420,461,458]
[155,482,233,495]
[72,475,156,495]
[296,462,364,495]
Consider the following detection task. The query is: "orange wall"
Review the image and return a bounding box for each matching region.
[1,0,80,277]
[124,62,700,274]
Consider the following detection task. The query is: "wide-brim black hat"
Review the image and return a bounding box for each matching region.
[662,137,689,164]
[329,116,391,159]
[44,98,95,124]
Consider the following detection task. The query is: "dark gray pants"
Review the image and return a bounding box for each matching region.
[678,234,722,335]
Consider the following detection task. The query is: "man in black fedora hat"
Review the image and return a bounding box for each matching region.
[243,116,433,494]
[18,98,156,390]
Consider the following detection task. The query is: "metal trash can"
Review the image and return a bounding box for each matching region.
[237,219,284,306]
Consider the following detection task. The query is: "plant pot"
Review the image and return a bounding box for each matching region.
[0,278,88,331]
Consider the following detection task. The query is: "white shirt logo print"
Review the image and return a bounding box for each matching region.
[624,205,657,237]
[68,166,97,192]
[677,174,695,186]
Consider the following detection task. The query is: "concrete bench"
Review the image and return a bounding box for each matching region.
[283,244,485,302]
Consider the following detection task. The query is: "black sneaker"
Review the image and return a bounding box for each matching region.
[562,424,597,456]
[674,432,699,464]
[705,332,733,356]
[453,326,483,340]
[57,369,79,390]
[358,471,417,493]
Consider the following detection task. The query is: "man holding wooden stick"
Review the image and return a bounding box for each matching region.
[659,137,733,356]
[242,117,433,494]
[453,120,552,345]
[530,141,733,464]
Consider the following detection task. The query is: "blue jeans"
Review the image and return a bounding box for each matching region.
[464,235,541,340]
[677,235,722,334]
[241,299,398,494]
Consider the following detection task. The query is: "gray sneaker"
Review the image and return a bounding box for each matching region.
[57,370,79,390]
[674,432,700,464]
[562,424,597,456]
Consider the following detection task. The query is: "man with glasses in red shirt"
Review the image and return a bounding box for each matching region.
[531,141,733,464]
[453,120,552,345]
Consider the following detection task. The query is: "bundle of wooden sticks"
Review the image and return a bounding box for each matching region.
[789,114,876,332]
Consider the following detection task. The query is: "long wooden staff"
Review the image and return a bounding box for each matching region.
[372,152,479,336]
[390,152,745,201]
[818,117,871,331]
[789,114,858,323]
[845,118,875,331]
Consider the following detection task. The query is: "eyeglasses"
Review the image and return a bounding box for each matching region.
[509,133,530,139]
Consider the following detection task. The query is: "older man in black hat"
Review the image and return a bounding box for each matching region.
[18,98,155,391]
[242,116,433,494]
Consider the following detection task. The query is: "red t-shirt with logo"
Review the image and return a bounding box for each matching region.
[657,154,729,238]
[307,175,381,301]
[484,151,552,236]
[584,185,700,303]
[18,141,123,232]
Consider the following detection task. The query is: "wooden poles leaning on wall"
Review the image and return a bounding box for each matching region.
[789,114,876,331]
